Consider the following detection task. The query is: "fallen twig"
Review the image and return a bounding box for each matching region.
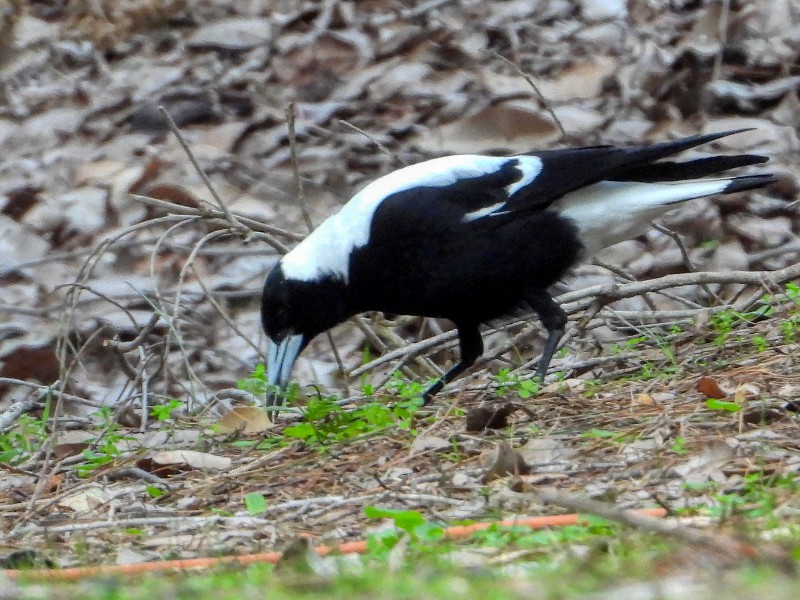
[537,489,795,572]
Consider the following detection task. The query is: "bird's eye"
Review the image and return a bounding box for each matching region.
[275,304,290,321]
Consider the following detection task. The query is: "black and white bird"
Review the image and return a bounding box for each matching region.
[261,129,774,407]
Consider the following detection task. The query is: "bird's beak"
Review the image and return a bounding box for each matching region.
[266,333,306,409]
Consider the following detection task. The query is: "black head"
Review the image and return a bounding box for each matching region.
[260,264,351,407]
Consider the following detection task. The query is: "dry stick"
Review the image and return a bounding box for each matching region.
[372,320,442,377]
[193,272,269,363]
[28,275,147,523]
[749,242,800,264]
[349,329,458,378]
[351,318,422,383]
[145,218,209,407]
[712,0,732,83]
[490,50,568,141]
[0,398,38,433]
[169,228,235,406]
[129,194,299,247]
[310,0,338,38]
[158,107,245,233]
[0,376,119,409]
[338,119,399,160]
[286,102,349,394]
[144,112,271,403]
[605,308,707,322]
[651,222,719,303]
[558,263,800,312]
[593,258,659,312]
[537,488,793,570]
[285,103,314,232]
[590,265,706,310]
[22,215,204,524]
[138,346,150,432]
[152,109,278,406]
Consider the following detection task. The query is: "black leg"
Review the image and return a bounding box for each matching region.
[524,289,567,381]
[422,324,483,404]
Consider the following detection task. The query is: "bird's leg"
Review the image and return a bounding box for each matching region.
[524,289,568,382]
[421,324,483,404]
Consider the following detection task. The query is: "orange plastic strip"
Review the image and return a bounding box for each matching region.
[3,508,667,581]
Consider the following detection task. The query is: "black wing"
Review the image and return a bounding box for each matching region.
[498,128,760,217]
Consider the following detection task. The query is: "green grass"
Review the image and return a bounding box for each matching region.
[10,536,800,600]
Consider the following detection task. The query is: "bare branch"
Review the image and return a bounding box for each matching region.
[158,106,244,232]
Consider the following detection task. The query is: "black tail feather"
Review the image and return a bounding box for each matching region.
[721,174,778,194]
[615,129,756,164]
[610,155,770,183]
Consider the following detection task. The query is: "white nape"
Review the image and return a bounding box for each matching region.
[553,179,731,256]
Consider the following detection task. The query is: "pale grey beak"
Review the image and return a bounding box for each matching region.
[266,334,305,408]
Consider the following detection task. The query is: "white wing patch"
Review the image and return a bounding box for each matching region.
[506,155,544,196]
[553,179,731,256]
[461,155,545,223]
[463,201,506,223]
[281,154,529,283]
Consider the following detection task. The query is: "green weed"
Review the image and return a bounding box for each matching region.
[150,399,184,421]
[238,363,301,408]
[492,368,540,398]
[244,492,268,516]
[73,407,134,477]
[704,473,799,523]
[705,398,742,412]
[670,436,687,454]
[0,413,48,465]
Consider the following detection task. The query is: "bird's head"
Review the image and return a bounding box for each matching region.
[260,263,350,408]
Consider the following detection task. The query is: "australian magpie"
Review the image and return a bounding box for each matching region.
[261,129,775,407]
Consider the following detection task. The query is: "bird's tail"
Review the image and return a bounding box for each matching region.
[555,173,776,255]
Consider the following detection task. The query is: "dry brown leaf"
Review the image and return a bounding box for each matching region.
[517,437,575,465]
[0,344,60,385]
[536,57,617,102]
[465,403,517,432]
[741,405,785,426]
[414,101,560,154]
[52,442,90,461]
[634,393,657,407]
[482,442,529,483]
[58,486,114,512]
[149,450,232,472]
[697,376,727,399]
[1,186,41,221]
[73,160,130,186]
[408,433,451,455]
[186,18,272,51]
[144,184,202,208]
[671,441,736,484]
[217,406,273,434]
[0,215,49,273]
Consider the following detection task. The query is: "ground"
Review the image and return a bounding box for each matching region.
[1,1,799,597]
